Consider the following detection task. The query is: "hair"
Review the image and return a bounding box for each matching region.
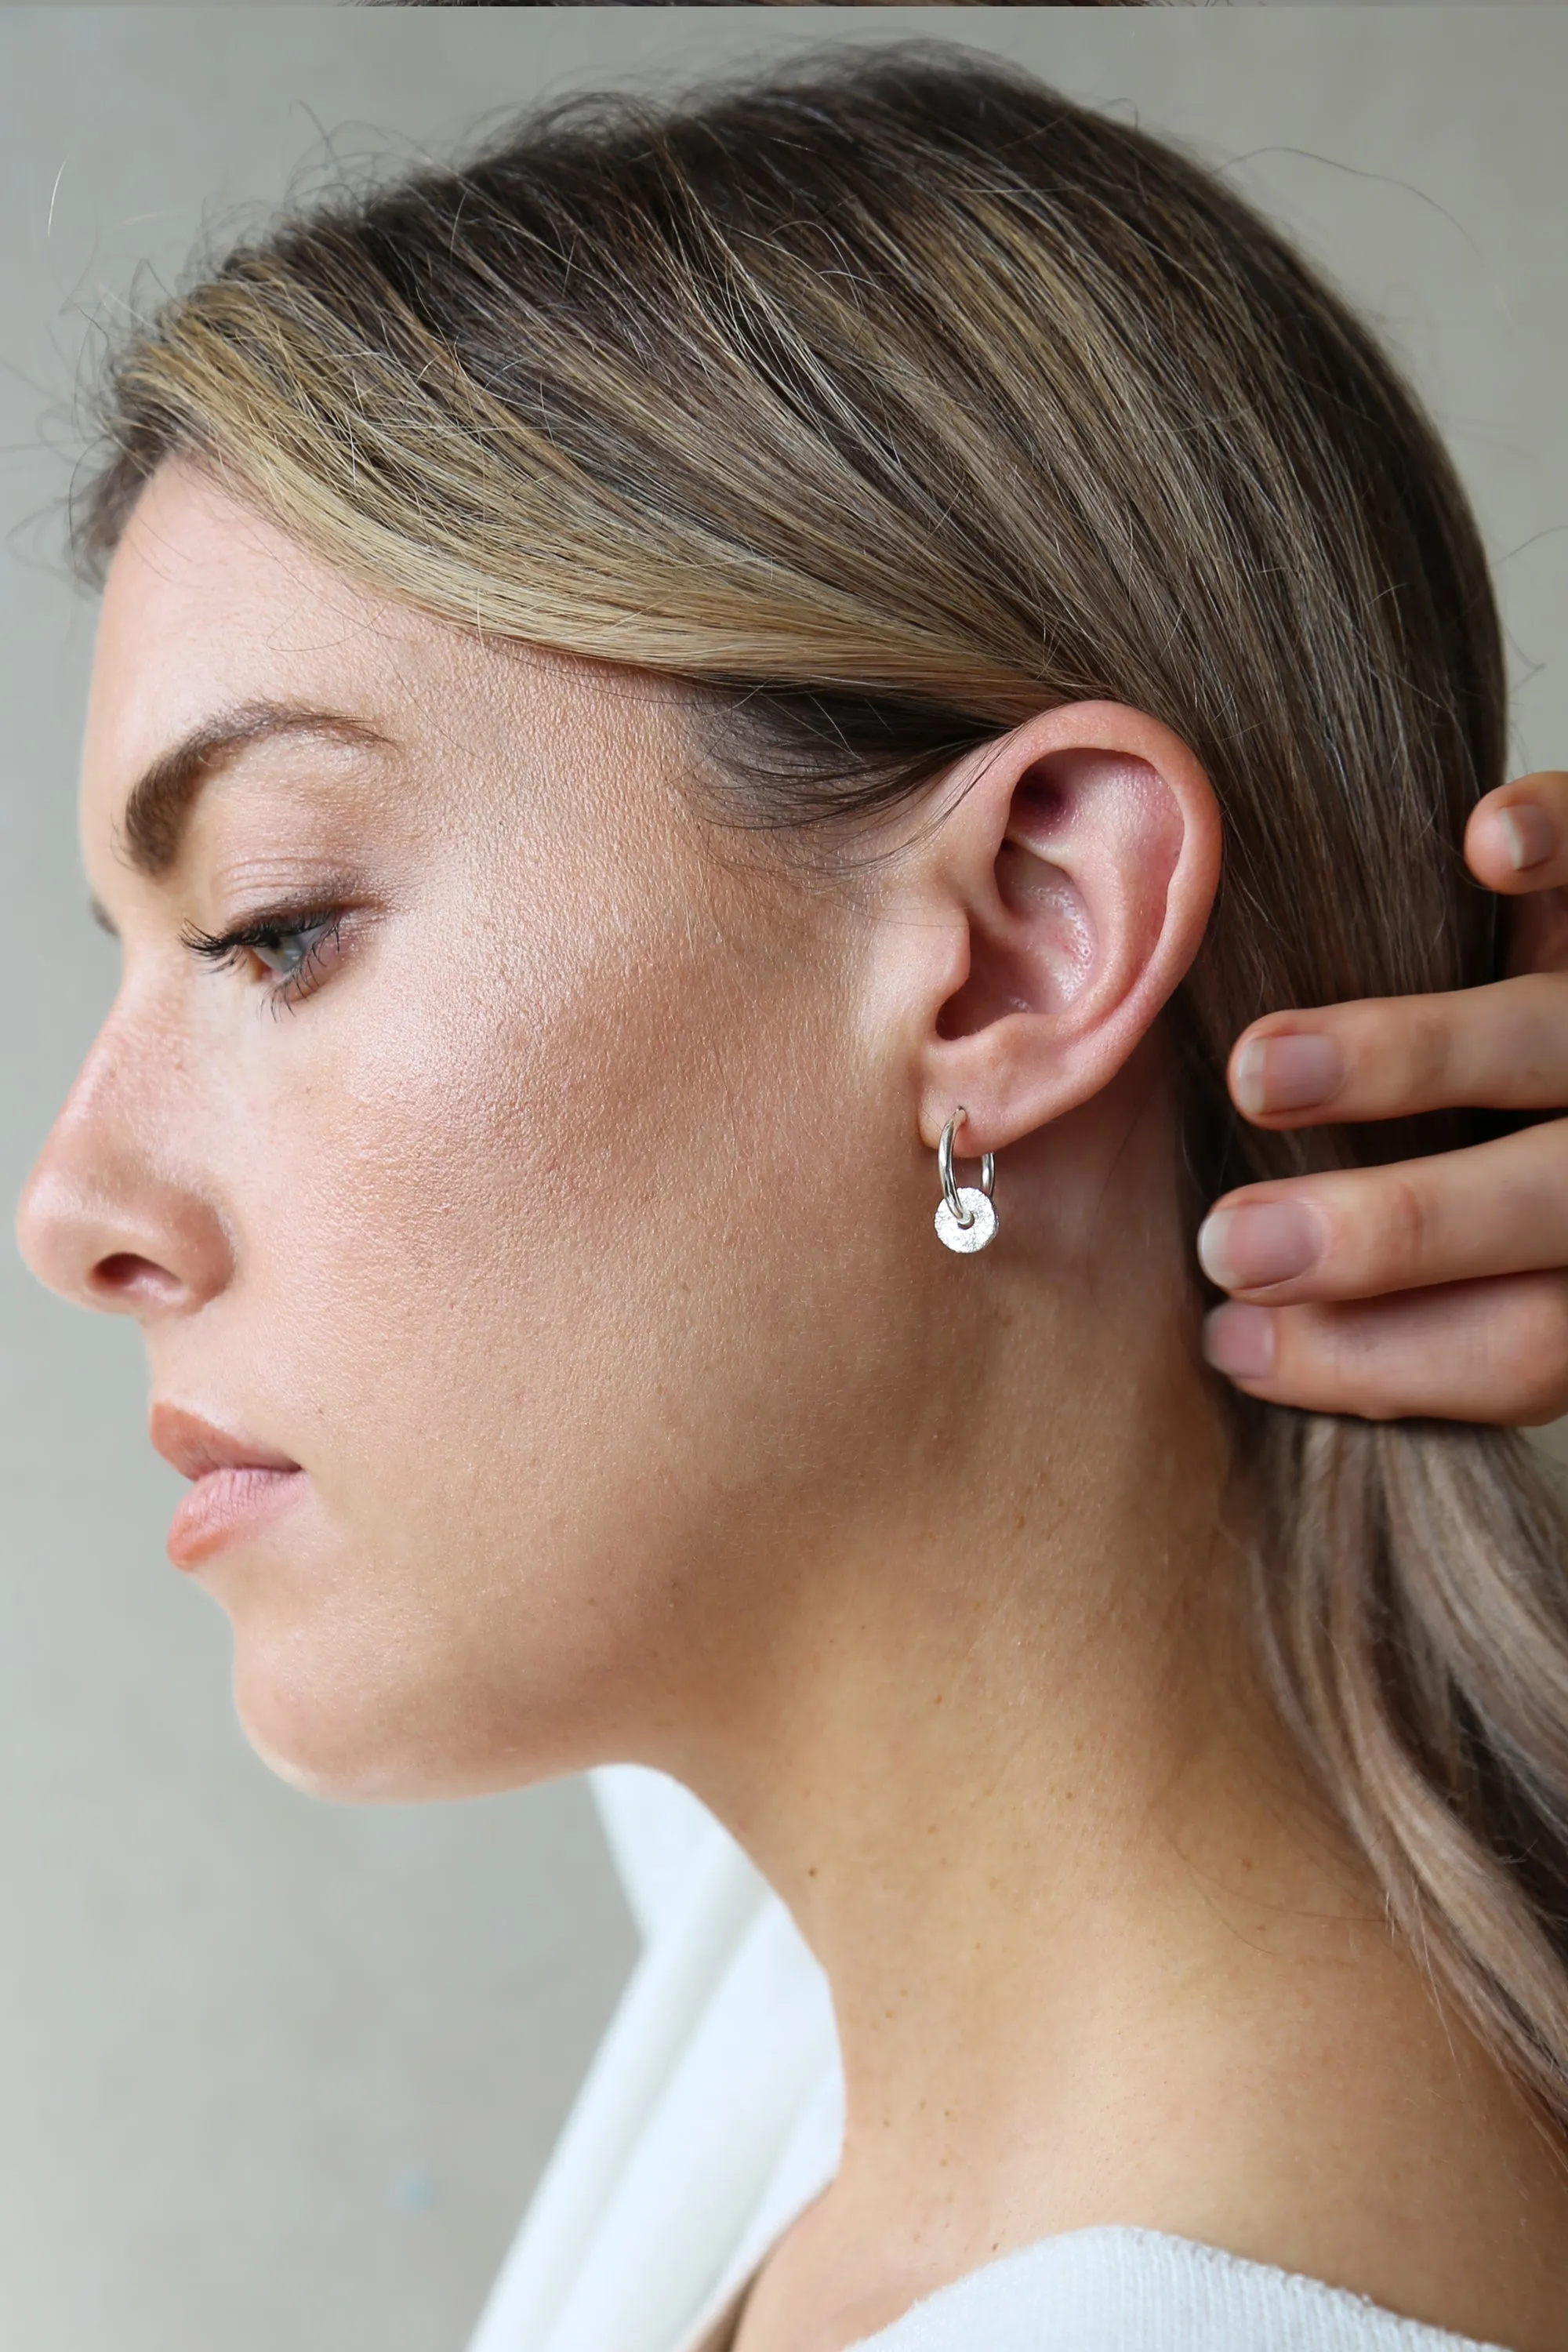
[73,49,1568,2136]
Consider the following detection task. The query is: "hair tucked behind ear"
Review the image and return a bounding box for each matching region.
[73,47,1568,2136]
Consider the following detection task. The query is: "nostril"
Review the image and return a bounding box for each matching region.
[91,1251,179,1306]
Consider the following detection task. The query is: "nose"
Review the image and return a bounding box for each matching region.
[16,1032,233,1321]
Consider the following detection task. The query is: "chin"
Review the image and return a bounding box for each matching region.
[232,1618,594,1797]
[229,1642,533,1806]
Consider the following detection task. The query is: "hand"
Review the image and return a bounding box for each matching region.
[1200,773,1568,1425]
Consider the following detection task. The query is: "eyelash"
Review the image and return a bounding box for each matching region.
[180,902,350,1015]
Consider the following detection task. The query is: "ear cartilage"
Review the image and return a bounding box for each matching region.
[935,1107,998,1254]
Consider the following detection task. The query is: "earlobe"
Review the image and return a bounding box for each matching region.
[915,702,1221,1152]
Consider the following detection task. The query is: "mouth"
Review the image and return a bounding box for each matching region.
[151,1402,307,1571]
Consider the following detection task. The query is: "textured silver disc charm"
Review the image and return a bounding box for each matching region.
[935,1186,997,1254]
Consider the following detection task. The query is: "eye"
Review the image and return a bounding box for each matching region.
[180,903,350,1014]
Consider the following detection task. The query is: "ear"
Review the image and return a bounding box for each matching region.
[899,702,1221,1153]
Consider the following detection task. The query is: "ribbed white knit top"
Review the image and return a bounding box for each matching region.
[699,2229,1510,2352]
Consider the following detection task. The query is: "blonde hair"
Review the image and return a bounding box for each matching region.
[77,49,1568,2133]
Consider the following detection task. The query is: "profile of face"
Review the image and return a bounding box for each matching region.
[16,460,1220,1809]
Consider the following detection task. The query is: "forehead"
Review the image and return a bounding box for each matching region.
[84,463,452,817]
[80,461,699,884]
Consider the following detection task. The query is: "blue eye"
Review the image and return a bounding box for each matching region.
[180,904,349,1013]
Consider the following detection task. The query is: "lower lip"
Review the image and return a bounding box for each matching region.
[167,1466,307,1570]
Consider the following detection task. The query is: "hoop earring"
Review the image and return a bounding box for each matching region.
[934,1106,997,1254]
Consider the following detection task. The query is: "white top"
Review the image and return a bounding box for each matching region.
[806,2230,1510,2351]
[463,1767,1512,2352]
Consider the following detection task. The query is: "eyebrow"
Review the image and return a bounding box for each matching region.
[93,699,396,917]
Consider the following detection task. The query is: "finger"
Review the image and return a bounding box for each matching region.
[1202,1272,1568,1426]
[1225,973,1568,1127]
[1196,1119,1568,1305]
[1465,772,1568,895]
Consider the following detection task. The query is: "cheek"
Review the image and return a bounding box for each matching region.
[215,885,905,1798]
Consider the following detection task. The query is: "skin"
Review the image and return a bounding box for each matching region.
[16,462,1568,2352]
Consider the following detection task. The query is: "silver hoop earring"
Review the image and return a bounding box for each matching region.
[934,1106,997,1254]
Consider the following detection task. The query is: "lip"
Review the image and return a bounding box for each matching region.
[151,1403,306,1571]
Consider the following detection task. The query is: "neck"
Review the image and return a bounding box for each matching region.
[698,1288,1341,2177]
[646,1091,1568,2352]
[666,1084,1314,2089]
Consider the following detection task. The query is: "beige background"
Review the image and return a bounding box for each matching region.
[2,10,1566,2351]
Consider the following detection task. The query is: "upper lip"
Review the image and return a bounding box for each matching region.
[150,1402,301,1483]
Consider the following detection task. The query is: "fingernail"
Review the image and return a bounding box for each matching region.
[1202,1303,1276,1381]
[1498,804,1557,873]
[1196,1200,1323,1290]
[1232,1033,1345,1117]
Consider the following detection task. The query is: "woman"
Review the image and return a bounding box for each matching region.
[16,49,1568,2352]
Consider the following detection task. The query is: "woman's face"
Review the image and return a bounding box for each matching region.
[16,461,921,1800]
